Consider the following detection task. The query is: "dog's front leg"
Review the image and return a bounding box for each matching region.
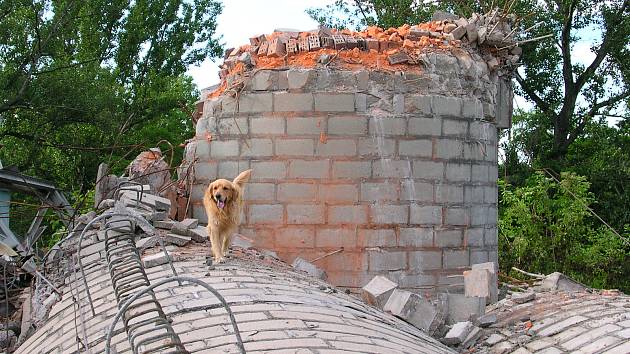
[208,225,224,263]
[221,228,235,257]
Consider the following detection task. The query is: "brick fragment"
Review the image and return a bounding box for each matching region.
[361,275,398,309]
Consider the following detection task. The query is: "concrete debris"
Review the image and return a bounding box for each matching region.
[475,313,497,328]
[465,268,497,305]
[151,211,168,222]
[170,221,190,236]
[0,330,17,350]
[180,218,199,229]
[125,149,171,194]
[142,251,172,268]
[292,257,327,280]
[188,226,208,243]
[443,321,473,345]
[121,190,171,212]
[445,293,485,324]
[485,333,504,345]
[153,220,175,230]
[164,233,191,247]
[461,325,482,349]
[511,291,536,304]
[383,289,442,333]
[472,262,499,303]
[260,249,279,260]
[136,236,160,250]
[361,275,398,309]
[537,272,589,292]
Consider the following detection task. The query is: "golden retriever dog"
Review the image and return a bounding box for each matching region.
[203,169,252,263]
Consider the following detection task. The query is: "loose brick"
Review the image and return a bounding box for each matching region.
[292,257,327,280]
[399,139,432,157]
[287,204,325,224]
[328,116,367,135]
[446,163,471,182]
[240,138,273,157]
[316,139,356,156]
[368,117,406,135]
[275,138,314,156]
[372,159,412,178]
[238,93,273,113]
[435,229,463,247]
[243,183,275,201]
[210,140,239,158]
[288,160,330,179]
[400,180,433,202]
[369,250,407,271]
[442,119,468,137]
[464,268,497,305]
[369,204,408,224]
[314,93,355,112]
[287,117,325,135]
[248,204,283,224]
[250,117,285,135]
[408,118,441,136]
[399,228,433,247]
[328,205,368,225]
[277,183,317,202]
[357,228,397,247]
[274,92,313,112]
[360,182,398,202]
[443,321,473,345]
[332,161,371,179]
[410,205,442,225]
[361,275,398,308]
[413,160,444,180]
[436,139,463,159]
[357,138,396,157]
[408,250,442,270]
[251,161,287,179]
[318,184,358,202]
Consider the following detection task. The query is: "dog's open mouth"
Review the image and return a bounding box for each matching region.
[216,198,226,209]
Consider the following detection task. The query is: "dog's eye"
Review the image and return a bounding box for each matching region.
[223,187,230,191]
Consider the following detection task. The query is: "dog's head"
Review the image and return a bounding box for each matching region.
[208,169,252,210]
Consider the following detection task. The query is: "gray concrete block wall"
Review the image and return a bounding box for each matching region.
[190,62,505,292]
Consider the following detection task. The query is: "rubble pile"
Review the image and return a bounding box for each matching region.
[215,9,522,97]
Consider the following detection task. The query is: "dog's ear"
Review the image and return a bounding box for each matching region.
[232,169,252,188]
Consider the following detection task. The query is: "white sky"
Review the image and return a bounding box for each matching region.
[187,0,332,90]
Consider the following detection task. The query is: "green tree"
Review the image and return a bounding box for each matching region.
[499,172,629,291]
[0,0,223,191]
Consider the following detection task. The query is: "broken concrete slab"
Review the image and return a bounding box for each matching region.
[292,257,327,280]
[443,321,473,345]
[151,211,168,222]
[475,313,497,328]
[461,325,482,349]
[511,292,536,304]
[170,221,190,236]
[383,289,441,333]
[465,268,497,305]
[361,275,398,309]
[143,251,172,268]
[164,233,191,247]
[136,236,160,250]
[485,333,504,345]
[446,294,485,324]
[121,190,171,211]
[538,272,589,292]
[471,262,499,303]
[260,249,279,260]
[188,226,207,243]
[153,220,175,230]
[180,218,199,229]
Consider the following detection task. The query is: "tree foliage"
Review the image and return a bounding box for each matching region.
[499,172,629,291]
[0,0,223,191]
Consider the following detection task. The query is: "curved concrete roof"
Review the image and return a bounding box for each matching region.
[17,241,454,353]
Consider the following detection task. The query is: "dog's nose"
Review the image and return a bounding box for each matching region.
[215,193,222,199]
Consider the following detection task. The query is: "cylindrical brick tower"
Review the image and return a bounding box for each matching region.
[185,21,514,292]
